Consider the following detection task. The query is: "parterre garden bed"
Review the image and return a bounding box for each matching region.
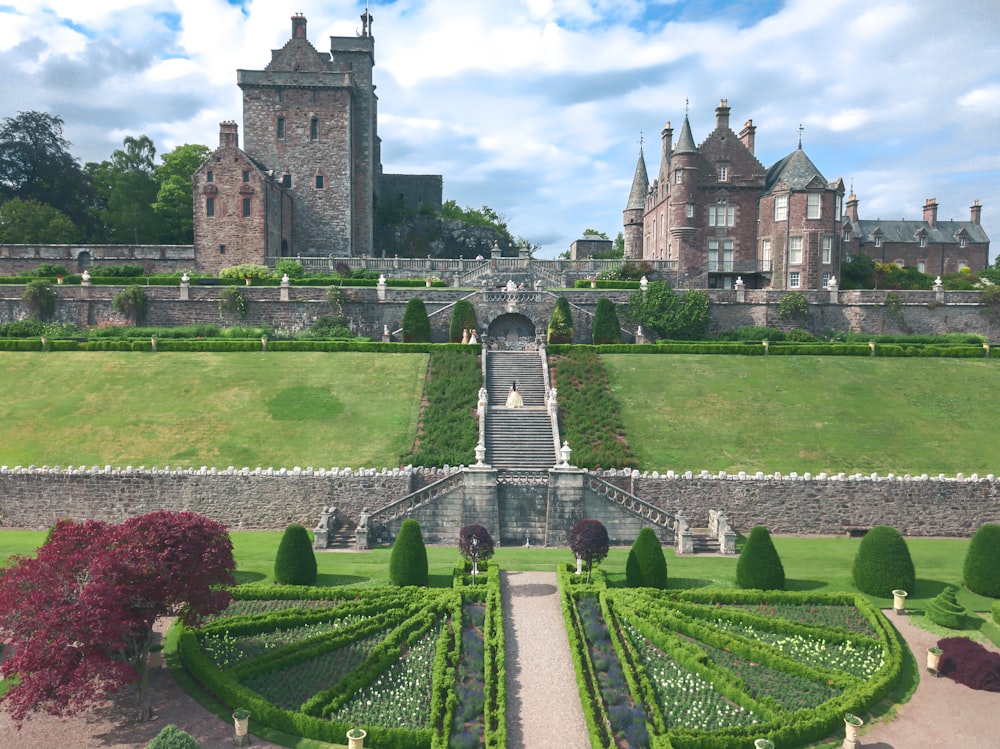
[560,565,904,749]
[178,561,505,749]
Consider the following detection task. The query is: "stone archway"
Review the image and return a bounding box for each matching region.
[487,313,536,349]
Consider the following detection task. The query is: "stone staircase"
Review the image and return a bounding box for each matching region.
[689,528,722,554]
[485,351,557,470]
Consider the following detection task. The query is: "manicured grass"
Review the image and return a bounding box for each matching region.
[0,352,427,469]
[602,355,1000,474]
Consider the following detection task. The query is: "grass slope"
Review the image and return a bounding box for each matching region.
[603,355,1000,474]
[0,352,427,469]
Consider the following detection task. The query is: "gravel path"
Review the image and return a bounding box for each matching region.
[501,570,591,749]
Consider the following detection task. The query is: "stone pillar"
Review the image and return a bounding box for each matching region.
[280,273,290,302]
[827,276,839,304]
[382,324,391,343]
[180,273,190,301]
[546,467,586,546]
[463,466,500,542]
[934,276,945,303]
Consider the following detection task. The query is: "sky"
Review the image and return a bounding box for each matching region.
[1,0,998,260]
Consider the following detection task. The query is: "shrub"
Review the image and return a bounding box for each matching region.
[736,526,785,590]
[275,258,305,279]
[218,287,248,318]
[778,291,809,321]
[625,527,667,589]
[389,519,428,586]
[219,263,273,281]
[937,637,1000,691]
[927,585,967,629]
[274,524,318,586]
[305,315,354,339]
[458,524,495,573]
[112,285,149,324]
[92,264,144,277]
[402,297,431,343]
[963,523,1000,597]
[591,297,621,345]
[851,525,915,597]
[22,279,57,319]
[449,299,479,342]
[35,263,70,278]
[145,724,203,749]
[547,296,574,344]
[568,519,609,583]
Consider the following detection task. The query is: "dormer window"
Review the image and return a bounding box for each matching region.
[718,165,729,182]
[919,236,926,248]
[959,236,967,248]
[874,235,882,248]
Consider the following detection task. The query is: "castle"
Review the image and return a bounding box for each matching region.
[625,100,989,290]
[192,12,442,274]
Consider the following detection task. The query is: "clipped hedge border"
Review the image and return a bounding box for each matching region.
[547,342,992,358]
[0,339,473,353]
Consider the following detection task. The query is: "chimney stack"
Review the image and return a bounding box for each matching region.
[219,121,239,150]
[923,198,938,227]
[845,192,859,223]
[292,13,307,40]
[739,118,755,155]
[661,120,673,157]
[715,98,731,131]
[970,199,982,226]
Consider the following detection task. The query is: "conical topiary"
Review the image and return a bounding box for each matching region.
[927,584,967,629]
[402,297,431,343]
[547,296,574,344]
[963,523,1000,598]
[449,299,479,342]
[592,297,622,344]
[736,526,785,590]
[851,525,915,597]
[389,518,428,586]
[274,523,318,586]
[625,527,668,588]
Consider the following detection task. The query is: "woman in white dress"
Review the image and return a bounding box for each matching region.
[505,381,523,408]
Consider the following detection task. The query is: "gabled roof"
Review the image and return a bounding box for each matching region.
[765,147,829,192]
[626,149,649,210]
[672,116,698,155]
[853,219,989,245]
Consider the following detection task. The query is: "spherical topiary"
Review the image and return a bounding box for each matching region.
[402,297,431,343]
[146,724,203,749]
[851,525,915,598]
[592,297,622,344]
[736,526,785,590]
[927,584,967,629]
[389,518,428,586]
[274,523,318,586]
[625,527,667,588]
[963,523,1000,598]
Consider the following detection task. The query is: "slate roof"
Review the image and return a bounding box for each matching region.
[673,116,698,155]
[848,219,989,245]
[626,149,649,210]
[765,146,830,192]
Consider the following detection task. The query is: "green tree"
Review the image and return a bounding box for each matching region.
[22,279,57,319]
[625,527,667,588]
[273,524,318,586]
[0,111,93,229]
[112,286,149,325]
[568,518,610,583]
[153,143,209,244]
[963,523,1000,597]
[591,297,621,344]
[0,197,80,243]
[91,135,163,244]
[851,525,915,597]
[449,298,479,342]
[389,518,428,586]
[736,526,785,590]
[547,296,574,344]
[402,297,431,342]
[778,291,809,321]
[626,281,710,340]
[840,253,876,290]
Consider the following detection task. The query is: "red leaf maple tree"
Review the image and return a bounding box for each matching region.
[569,518,610,583]
[0,510,235,725]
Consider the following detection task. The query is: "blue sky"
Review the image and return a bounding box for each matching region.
[0,0,998,260]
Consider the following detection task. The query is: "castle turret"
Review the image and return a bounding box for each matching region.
[624,148,649,260]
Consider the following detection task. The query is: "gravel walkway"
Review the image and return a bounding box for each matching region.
[502,570,591,749]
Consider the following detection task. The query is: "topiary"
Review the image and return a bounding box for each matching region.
[963,523,1000,598]
[568,518,609,583]
[625,527,667,588]
[927,585,967,629]
[592,297,622,344]
[145,724,204,749]
[389,518,428,586]
[547,296,574,344]
[402,297,431,343]
[851,525,915,597]
[273,524,318,586]
[736,526,785,590]
[449,299,479,342]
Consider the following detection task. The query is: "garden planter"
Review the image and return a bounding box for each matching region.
[346,727,367,749]
[754,740,774,749]
[892,589,907,614]
[927,646,942,675]
[147,644,163,668]
[590,279,597,288]
[233,709,250,745]
[844,714,863,746]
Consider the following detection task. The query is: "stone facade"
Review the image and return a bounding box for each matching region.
[0,244,194,275]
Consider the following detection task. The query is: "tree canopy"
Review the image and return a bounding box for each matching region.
[458,524,495,570]
[0,197,81,243]
[568,518,610,583]
[153,143,210,244]
[0,511,235,725]
[626,281,710,340]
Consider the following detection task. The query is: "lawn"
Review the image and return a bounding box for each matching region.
[603,355,1000,474]
[0,352,427,469]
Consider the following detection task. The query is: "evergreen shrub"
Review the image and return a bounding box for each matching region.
[625,527,667,588]
[591,297,622,344]
[851,525,915,597]
[926,585,967,629]
[963,523,1000,597]
[22,280,57,319]
[547,296,574,344]
[402,297,431,343]
[274,524,318,586]
[736,526,785,590]
[448,299,479,342]
[112,285,149,324]
[145,724,203,749]
[389,519,428,586]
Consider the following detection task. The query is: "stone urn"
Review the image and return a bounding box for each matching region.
[233,708,250,745]
[346,727,367,749]
[892,589,908,614]
[147,644,163,668]
[844,713,863,745]
[927,646,942,674]
[754,739,775,749]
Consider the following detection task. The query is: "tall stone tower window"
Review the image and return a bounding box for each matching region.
[761,238,772,270]
[310,117,319,141]
[242,198,251,218]
[282,174,291,188]
[277,117,285,140]
[823,236,833,264]
[206,198,215,217]
[219,244,226,254]
[674,170,683,184]
[315,175,325,189]
[774,194,788,221]
[206,171,214,183]
[789,236,803,264]
[807,193,821,219]
[242,170,250,183]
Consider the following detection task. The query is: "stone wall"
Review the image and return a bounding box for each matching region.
[0,245,195,275]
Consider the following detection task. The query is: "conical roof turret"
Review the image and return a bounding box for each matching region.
[626,148,649,210]
[672,115,698,155]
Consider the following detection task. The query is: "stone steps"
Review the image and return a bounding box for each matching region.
[485,352,557,470]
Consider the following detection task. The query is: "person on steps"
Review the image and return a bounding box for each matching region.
[505,381,523,408]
